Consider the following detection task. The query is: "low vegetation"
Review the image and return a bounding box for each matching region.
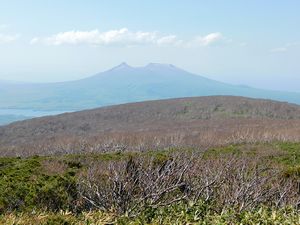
[0,142,300,224]
[1,96,300,157]
[1,205,300,224]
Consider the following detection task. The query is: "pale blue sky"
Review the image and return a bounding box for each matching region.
[0,0,299,91]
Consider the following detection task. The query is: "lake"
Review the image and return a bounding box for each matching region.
[0,109,71,117]
[0,109,72,125]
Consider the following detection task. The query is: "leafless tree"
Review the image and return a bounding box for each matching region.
[77,153,300,216]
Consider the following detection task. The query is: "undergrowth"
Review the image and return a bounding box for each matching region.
[0,142,299,224]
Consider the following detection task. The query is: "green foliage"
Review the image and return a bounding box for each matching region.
[1,204,300,224]
[0,157,78,213]
[116,203,300,225]
[0,157,41,212]
[276,142,300,166]
[1,142,300,223]
[203,145,242,158]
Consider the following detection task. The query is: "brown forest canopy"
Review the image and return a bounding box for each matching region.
[1,96,300,156]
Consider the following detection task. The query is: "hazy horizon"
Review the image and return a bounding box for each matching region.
[0,0,299,92]
[0,62,299,94]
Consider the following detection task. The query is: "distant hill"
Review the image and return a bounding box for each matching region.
[1,63,300,111]
[1,96,300,156]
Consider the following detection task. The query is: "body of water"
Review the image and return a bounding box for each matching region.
[0,109,71,117]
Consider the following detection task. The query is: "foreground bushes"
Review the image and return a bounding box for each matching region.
[0,157,78,213]
[77,154,299,216]
[0,143,300,224]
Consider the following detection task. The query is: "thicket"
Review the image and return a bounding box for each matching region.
[0,142,300,224]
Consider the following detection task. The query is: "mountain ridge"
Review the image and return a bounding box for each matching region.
[1,63,300,113]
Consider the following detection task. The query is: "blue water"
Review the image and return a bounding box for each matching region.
[0,109,70,117]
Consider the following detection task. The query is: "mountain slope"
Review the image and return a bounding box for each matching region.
[1,63,300,111]
[1,96,300,156]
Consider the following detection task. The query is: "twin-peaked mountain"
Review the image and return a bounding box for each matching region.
[1,63,300,111]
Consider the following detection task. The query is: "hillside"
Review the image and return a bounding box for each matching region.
[1,63,300,112]
[1,96,300,156]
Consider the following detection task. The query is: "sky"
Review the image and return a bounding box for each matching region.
[0,0,299,92]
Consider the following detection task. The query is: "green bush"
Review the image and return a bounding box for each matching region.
[0,142,300,224]
[0,157,78,213]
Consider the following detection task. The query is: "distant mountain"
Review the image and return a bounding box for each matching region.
[1,63,300,111]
